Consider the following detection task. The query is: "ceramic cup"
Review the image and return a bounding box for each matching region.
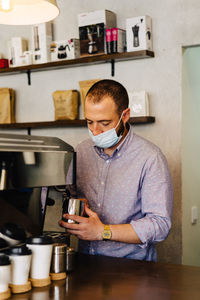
[0,253,11,293]
[0,223,26,246]
[5,244,32,285]
[26,235,53,280]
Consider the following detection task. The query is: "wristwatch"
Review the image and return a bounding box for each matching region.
[102,225,112,240]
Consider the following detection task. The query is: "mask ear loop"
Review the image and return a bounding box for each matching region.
[114,112,125,140]
[114,112,124,130]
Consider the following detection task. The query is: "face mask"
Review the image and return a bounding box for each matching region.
[88,113,124,149]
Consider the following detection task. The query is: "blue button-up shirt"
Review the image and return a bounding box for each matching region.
[67,126,173,261]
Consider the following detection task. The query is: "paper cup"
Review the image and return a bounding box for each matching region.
[0,254,11,293]
[27,236,53,280]
[5,245,32,285]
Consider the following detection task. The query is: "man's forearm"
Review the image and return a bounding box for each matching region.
[59,205,142,244]
[109,224,142,244]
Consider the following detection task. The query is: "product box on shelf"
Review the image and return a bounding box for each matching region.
[51,39,80,62]
[78,9,116,57]
[106,28,126,53]
[112,28,126,53]
[126,16,152,52]
[8,37,28,67]
[14,51,32,67]
[128,91,150,117]
[0,59,9,68]
[106,29,112,54]
[31,22,53,64]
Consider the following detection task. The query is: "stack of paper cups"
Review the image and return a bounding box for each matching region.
[0,253,11,299]
[26,235,53,287]
[5,245,32,294]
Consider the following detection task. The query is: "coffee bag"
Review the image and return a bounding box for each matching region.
[0,88,15,124]
[79,79,100,116]
[53,90,79,120]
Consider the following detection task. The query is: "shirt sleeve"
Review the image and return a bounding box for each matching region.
[130,150,173,248]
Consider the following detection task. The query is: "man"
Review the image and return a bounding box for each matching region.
[59,79,173,261]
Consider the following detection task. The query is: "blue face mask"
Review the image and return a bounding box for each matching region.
[88,113,124,149]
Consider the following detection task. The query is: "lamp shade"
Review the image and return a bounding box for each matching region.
[0,0,59,25]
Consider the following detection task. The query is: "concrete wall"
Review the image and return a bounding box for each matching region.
[0,0,200,264]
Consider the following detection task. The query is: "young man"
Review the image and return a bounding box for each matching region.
[59,79,173,261]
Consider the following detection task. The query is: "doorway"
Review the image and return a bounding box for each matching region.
[182,45,200,266]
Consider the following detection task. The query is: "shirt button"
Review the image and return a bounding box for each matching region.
[101,181,104,185]
[98,203,101,207]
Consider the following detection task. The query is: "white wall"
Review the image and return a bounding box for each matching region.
[1,0,200,264]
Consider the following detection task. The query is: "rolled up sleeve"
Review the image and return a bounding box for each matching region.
[130,151,173,247]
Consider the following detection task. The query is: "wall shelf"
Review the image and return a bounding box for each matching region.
[0,117,155,135]
[0,50,154,84]
[0,51,155,134]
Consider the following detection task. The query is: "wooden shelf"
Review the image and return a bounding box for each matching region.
[0,51,155,133]
[0,50,154,74]
[0,117,155,130]
[0,50,154,83]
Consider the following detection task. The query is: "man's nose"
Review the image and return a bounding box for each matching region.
[91,124,102,136]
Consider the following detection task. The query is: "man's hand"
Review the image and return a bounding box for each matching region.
[58,205,104,241]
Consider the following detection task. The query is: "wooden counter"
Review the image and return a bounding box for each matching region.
[10,253,200,300]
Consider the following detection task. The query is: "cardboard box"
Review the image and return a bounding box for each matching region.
[13,51,32,67]
[111,28,126,53]
[106,29,112,54]
[8,37,28,67]
[106,28,126,53]
[126,16,152,52]
[31,22,53,64]
[128,91,150,117]
[0,59,9,68]
[51,39,80,62]
[78,10,116,57]
[67,39,80,59]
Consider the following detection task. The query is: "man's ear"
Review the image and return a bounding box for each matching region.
[122,108,130,124]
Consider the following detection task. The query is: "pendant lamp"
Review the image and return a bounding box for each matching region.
[0,0,59,25]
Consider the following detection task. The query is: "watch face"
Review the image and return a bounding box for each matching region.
[103,230,111,240]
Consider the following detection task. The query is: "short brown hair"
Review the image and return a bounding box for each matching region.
[86,79,129,115]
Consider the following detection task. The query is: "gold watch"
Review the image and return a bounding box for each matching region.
[102,225,112,240]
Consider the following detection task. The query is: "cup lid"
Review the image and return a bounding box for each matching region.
[26,235,53,245]
[0,237,9,249]
[0,253,11,266]
[5,244,32,256]
[0,223,26,241]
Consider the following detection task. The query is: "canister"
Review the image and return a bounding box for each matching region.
[66,247,75,272]
[50,243,67,274]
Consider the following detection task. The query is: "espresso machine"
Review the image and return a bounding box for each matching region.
[0,132,76,240]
